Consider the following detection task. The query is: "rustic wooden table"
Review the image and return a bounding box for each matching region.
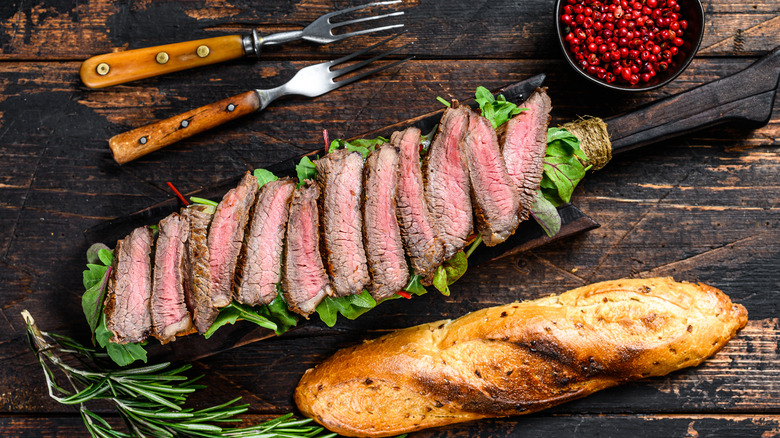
[1,0,778,436]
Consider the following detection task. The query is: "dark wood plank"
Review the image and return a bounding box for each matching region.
[0,0,776,61]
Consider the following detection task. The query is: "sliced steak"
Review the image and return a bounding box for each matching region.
[282,180,333,317]
[235,177,296,306]
[104,226,154,344]
[393,127,445,277]
[462,109,520,246]
[500,88,552,220]
[316,149,370,297]
[183,204,218,334]
[207,171,259,308]
[424,103,473,259]
[151,213,194,344]
[363,144,409,300]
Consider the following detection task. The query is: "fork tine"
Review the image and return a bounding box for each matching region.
[331,23,405,41]
[328,33,402,67]
[332,56,413,88]
[319,0,403,20]
[331,44,406,79]
[330,11,405,29]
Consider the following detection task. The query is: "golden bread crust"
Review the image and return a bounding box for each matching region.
[294,277,748,437]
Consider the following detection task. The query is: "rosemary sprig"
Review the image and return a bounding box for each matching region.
[22,310,336,438]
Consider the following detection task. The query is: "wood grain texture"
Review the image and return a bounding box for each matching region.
[0,0,778,436]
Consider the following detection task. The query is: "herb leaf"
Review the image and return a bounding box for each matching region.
[431,251,469,296]
[530,190,562,237]
[328,137,388,159]
[315,290,378,328]
[474,86,526,129]
[96,314,147,366]
[253,168,278,188]
[295,156,317,184]
[540,127,591,206]
[432,266,450,296]
[404,275,428,295]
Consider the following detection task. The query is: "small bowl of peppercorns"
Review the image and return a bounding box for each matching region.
[555,0,704,91]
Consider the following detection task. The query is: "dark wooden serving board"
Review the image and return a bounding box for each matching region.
[2,1,779,435]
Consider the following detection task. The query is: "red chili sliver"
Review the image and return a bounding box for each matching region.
[396,291,412,299]
[166,181,189,206]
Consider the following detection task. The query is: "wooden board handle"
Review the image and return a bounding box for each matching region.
[80,35,246,88]
[109,90,260,164]
[606,47,780,154]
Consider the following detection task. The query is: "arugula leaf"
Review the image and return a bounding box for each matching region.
[86,243,110,265]
[328,137,388,159]
[256,289,299,335]
[295,156,317,184]
[404,275,428,295]
[81,265,111,338]
[432,266,450,296]
[189,197,218,208]
[253,168,278,188]
[474,86,527,129]
[96,314,147,367]
[431,251,469,296]
[530,190,562,237]
[204,303,278,339]
[315,290,378,328]
[540,127,591,206]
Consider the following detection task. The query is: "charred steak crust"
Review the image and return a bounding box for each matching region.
[462,108,521,247]
[393,127,446,277]
[316,149,370,297]
[282,180,333,317]
[183,204,218,334]
[500,88,552,220]
[424,103,474,259]
[235,177,296,306]
[207,172,259,308]
[104,226,154,344]
[363,144,409,300]
[151,213,194,344]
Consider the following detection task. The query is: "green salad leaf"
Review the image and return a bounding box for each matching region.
[295,156,317,184]
[540,127,591,207]
[316,290,378,328]
[475,86,527,129]
[530,190,562,237]
[328,136,388,159]
[432,251,469,296]
[96,314,148,366]
[253,168,279,188]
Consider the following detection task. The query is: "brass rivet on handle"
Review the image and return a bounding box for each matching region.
[96,63,110,76]
[196,45,210,58]
[156,51,170,64]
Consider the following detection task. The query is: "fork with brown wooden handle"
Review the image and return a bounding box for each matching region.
[109,36,411,164]
[80,1,404,89]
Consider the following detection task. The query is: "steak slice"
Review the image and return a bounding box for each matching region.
[207,171,259,308]
[151,213,194,344]
[235,177,296,306]
[282,180,333,317]
[316,149,370,297]
[424,103,473,259]
[363,143,409,300]
[183,204,218,334]
[104,226,154,344]
[393,127,445,277]
[462,109,521,246]
[500,88,552,220]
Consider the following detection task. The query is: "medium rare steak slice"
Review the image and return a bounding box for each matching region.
[282,181,333,317]
[235,177,296,306]
[500,88,551,220]
[207,171,259,308]
[104,226,154,344]
[316,149,370,297]
[183,204,218,334]
[151,213,194,344]
[462,109,520,246]
[424,103,473,259]
[363,144,409,300]
[393,127,445,277]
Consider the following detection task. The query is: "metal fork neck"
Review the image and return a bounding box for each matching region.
[255,86,286,111]
[243,29,305,56]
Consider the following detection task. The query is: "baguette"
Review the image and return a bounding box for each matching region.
[295,277,748,437]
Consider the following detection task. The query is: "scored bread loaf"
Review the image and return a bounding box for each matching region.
[295,277,748,437]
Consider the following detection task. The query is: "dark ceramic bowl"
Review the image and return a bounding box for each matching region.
[555,0,704,91]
